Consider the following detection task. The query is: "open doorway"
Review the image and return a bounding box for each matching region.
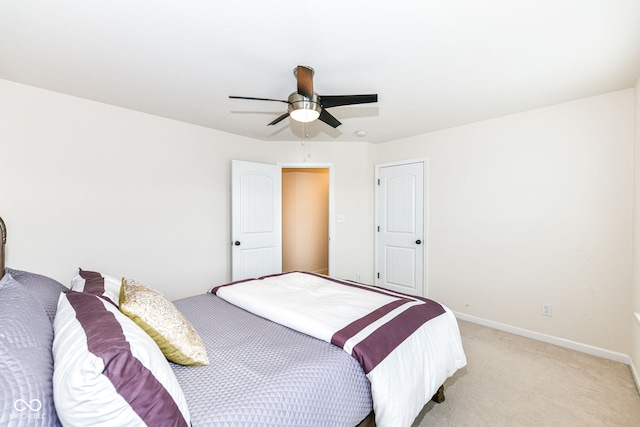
[282,167,330,275]
[230,160,334,281]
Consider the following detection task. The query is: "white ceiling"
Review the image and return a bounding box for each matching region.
[1,1,639,144]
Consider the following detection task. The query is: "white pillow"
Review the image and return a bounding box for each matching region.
[70,268,121,306]
[53,291,191,427]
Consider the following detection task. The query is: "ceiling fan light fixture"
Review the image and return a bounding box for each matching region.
[288,92,321,123]
[290,108,320,123]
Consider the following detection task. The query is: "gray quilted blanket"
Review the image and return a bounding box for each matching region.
[171,293,372,427]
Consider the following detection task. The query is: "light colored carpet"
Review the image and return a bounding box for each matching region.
[413,320,640,426]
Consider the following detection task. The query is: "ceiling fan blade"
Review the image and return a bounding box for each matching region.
[229,96,289,104]
[296,65,314,99]
[320,94,378,108]
[318,109,342,128]
[267,112,290,126]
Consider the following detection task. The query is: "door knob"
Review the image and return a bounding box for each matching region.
[234,241,241,246]
[415,239,422,245]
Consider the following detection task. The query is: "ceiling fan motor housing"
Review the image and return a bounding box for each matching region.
[287,92,321,122]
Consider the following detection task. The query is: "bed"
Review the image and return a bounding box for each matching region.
[0,216,466,427]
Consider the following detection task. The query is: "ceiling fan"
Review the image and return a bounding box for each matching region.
[229,65,378,128]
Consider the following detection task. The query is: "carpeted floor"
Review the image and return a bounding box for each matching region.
[413,320,640,426]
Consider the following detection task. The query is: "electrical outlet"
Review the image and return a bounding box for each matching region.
[356,273,361,282]
[541,303,553,317]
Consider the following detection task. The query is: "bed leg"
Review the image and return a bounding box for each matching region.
[431,384,445,403]
[356,411,376,427]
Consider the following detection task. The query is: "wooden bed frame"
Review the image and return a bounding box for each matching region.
[355,385,445,427]
[0,215,445,427]
[0,216,6,276]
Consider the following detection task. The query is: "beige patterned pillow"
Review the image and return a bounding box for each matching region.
[119,277,209,366]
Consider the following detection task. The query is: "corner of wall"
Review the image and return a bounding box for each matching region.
[632,75,640,393]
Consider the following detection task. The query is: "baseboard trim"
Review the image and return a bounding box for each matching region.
[453,311,631,365]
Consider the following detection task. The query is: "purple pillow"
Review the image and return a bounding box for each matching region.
[6,268,68,324]
[0,273,61,426]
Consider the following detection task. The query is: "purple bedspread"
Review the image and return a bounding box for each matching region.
[171,293,372,427]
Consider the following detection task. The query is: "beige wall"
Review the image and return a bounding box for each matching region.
[2,77,638,361]
[632,76,640,384]
[282,168,329,274]
[0,79,375,300]
[373,89,635,355]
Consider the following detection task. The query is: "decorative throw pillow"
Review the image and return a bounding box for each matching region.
[0,273,61,426]
[6,268,69,324]
[119,278,209,366]
[70,268,121,306]
[53,291,191,426]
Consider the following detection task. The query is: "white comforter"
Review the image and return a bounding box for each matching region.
[212,272,466,427]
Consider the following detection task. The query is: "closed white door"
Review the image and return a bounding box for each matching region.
[231,160,282,281]
[376,160,424,296]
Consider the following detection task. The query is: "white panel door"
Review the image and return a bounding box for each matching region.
[231,160,282,281]
[376,161,424,296]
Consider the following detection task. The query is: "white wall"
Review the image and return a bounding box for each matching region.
[373,90,635,355]
[0,79,375,300]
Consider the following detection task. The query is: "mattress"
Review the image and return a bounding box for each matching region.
[170,293,373,427]
[212,271,467,427]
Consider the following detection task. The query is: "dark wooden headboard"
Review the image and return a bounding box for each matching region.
[0,216,6,276]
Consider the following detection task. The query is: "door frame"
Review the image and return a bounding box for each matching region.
[374,157,428,295]
[278,162,334,277]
